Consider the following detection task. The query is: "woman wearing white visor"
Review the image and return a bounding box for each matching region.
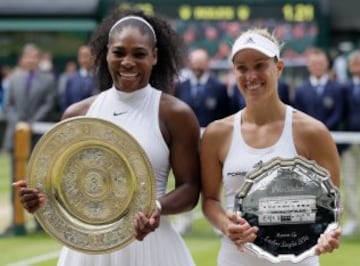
[200,28,341,266]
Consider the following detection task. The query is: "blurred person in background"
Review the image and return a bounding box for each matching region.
[195,24,220,58]
[0,72,3,114]
[57,60,77,101]
[60,45,98,113]
[38,51,54,75]
[52,60,77,121]
[213,42,232,62]
[340,49,360,237]
[331,42,353,84]
[293,48,345,149]
[175,48,239,128]
[1,43,56,235]
[182,26,199,54]
[0,66,12,117]
[3,43,56,152]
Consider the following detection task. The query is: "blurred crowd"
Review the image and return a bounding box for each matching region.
[0,43,98,152]
[176,19,318,64]
[0,42,99,234]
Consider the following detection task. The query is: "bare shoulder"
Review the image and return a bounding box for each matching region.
[293,109,329,137]
[292,109,340,186]
[61,95,98,120]
[159,93,200,141]
[203,116,234,142]
[159,93,199,128]
[292,109,334,156]
[160,93,196,120]
[201,115,235,161]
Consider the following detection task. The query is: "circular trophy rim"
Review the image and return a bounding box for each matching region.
[234,156,340,263]
[26,116,156,254]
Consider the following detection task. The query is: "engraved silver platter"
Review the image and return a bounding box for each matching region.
[234,156,340,263]
[26,117,156,254]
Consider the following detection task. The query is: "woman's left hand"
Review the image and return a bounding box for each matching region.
[134,205,161,241]
[225,211,258,252]
[315,227,341,255]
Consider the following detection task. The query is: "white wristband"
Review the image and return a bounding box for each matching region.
[155,200,162,213]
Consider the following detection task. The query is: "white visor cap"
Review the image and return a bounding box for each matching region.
[230,32,280,61]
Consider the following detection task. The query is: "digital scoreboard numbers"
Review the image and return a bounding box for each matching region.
[120,2,317,22]
[258,196,317,225]
[282,4,315,22]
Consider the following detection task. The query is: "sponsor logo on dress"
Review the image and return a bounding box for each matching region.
[227,161,263,177]
[113,111,128,116]
[227,171,247,177]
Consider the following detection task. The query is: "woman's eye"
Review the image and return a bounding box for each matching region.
[134,52,147,58]
[255,61,269,71]
[113,50,125,57]
[255,63,263,70]
[237,66,247,73]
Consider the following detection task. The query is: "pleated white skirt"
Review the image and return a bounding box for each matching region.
[57,217,195,266]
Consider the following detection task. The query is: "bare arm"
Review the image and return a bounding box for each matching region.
[201,118,258,250]
[293,110,340,187]
[157,94,201,215]
[200,121,228,230]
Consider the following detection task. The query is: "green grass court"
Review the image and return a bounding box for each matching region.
[0,153,359,265]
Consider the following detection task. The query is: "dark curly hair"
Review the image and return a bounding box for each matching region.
[89,7,186,93]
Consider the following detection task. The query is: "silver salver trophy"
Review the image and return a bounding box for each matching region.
[234,156,340,263]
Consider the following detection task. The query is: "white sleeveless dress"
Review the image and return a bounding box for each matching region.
[219,106,319,266]
[57,85,195,266]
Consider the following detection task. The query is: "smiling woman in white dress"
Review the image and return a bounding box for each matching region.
[14,7,201,266]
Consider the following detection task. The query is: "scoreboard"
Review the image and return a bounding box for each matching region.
[118,1,319,22]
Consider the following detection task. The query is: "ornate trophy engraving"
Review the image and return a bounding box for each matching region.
[234,156,340,263]
[26,117,156,254]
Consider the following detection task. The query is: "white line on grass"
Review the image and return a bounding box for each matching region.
[5,251,59,266]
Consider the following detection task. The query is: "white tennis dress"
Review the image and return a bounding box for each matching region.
[219,106,319,266]
[57,85,195,266]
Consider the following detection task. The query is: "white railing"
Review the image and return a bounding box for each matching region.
[330,132,360,144]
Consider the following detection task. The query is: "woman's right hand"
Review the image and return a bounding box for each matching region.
[223,211,259,252]
[12,180,46,213]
